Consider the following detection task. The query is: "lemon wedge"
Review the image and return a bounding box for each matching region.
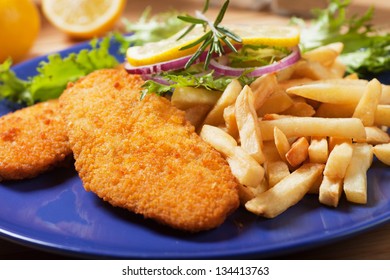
[42,0,126,39]
[126,24,300,67]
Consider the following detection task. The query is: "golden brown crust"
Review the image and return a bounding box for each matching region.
[0,99,71,180]
[60,69,239,232]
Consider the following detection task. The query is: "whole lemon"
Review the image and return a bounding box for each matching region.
[0,0,41,63]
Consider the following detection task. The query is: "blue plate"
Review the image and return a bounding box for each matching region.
[1,42,390,259]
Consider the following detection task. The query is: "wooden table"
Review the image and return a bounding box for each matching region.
[2,0,390,260]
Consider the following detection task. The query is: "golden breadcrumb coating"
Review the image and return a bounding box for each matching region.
[0,99,71,181]
[59,69,239,232]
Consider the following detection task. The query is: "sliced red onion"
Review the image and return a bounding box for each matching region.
[209,46,301,77]
[125,45,241,75]
[140,74,172,85]
[125,52,209,75]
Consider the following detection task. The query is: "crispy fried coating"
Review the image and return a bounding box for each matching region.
[0,100,71,181]
[59,69,239,232]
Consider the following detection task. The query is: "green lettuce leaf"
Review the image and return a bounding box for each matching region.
[293,0,390,75]
[0,37,119,106]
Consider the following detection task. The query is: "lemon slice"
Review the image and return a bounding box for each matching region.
[226,24,300,47]
[126,25,205,67]
[126,24,300,67]
[42,0,126,39]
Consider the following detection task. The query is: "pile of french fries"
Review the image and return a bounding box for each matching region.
[171,42,390,218]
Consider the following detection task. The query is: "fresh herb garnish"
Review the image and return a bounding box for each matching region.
[293,0,390,75]
[177,0,242,69]
[0,37,119,106]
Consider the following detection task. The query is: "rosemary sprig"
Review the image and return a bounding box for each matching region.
[177,0,242,69]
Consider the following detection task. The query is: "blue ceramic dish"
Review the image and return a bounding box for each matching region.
[0,42,389,259]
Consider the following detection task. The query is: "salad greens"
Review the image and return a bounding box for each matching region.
[227,45,290,68]
[293,0,390,75]
[141,70,255,100]
[0,38,118,105]
[1,0,389,106]
[118,6,187,52]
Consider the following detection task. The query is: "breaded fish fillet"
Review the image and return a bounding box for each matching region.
[60,69,239,232]
[0,99,71,181]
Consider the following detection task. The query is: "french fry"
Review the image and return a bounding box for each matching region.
[275,63,297,81]
[319,176,343,207]
[200,125,264,188]
[302,42,343,67]
[285,137,309,167]
[245,163,324,218]
[204,79,242,126]
[344,73,359,80]
[323,142,353,179]
[235,85,265,163]
[375,105,390,127]
[258,117,366,141]
[373,143,390,166]
[308,173,323,194]
[184,105,212,130]
[250,179,269,196]
[381,85,390,104]
[328,137,352,152]
[262,140,283,163]
[249,73,277,110]
[292,60,338,80]
[278,78,313,90]
[193,42,388,217]
[287,79,390,105]
[344,143,373,204]
[256,88,293,116]
[362,126,390,145]
[237,184,255,205]
[315,103,355,118]
[273,126,290,162]
[308,137,328,164]
[280,101,315,117]
[261,113,289,121]
[265,160,290,188]
[200,124,238,152]
[171,86,221,110]
[287,80,365,104]
[227,147,265,188]
[352,78,382,126]
[329,58,347,78]
[223,105,239,140]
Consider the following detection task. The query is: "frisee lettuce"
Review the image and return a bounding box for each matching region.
[117,7,187,52]
[293,0,390,75]
[0,37,119,106]
[227,45,290,68]
[141,70,255,99]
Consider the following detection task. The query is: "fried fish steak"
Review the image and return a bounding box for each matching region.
[0,99,71,181]
[59,69,239,232]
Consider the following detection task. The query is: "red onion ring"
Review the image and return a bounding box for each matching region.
[125,52,209,75]
[208,46,301,77]
[125,45,242,75]
[140,74,172,85]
